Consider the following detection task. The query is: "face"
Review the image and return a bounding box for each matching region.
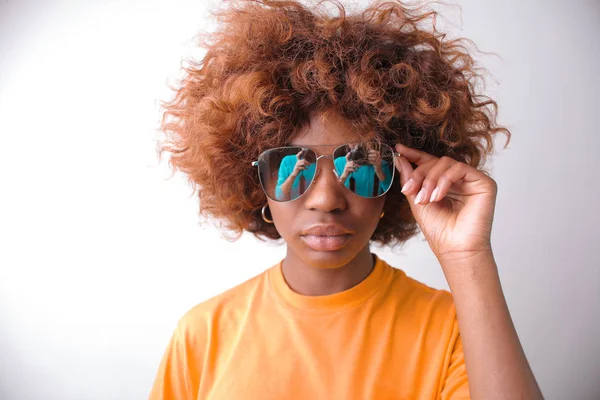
[267,111,386,269]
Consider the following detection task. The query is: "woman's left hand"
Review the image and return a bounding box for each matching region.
[393,143,497,266]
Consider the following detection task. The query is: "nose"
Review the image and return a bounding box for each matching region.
[302,157,347,212]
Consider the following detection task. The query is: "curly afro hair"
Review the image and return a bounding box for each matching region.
[157,0,510,246]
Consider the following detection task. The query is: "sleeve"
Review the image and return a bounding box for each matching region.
[379,160,393,193]
[440,317,470,400]
[275,156,293,199]
[149,321,201,400]
[334,156,349,187]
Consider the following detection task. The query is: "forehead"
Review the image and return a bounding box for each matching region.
[288,112,364,154]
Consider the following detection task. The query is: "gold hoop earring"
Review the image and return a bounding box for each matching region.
[380,211,385,219]
[262,203,273,223]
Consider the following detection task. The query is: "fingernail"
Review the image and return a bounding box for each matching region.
[430,187,439,202]
[414,188,425,204]
[401,179,414,193]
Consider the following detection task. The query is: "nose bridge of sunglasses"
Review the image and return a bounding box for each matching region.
[312,154,340,179]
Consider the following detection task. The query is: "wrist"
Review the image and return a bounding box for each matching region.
[439,249,497,286]
[438,247,494,265]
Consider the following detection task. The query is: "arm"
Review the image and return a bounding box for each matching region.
[374,163,387,182]
[367,148,387,182]
[393,143,543,400]
[276,155,308,200]
[275,157,295,200]
[378,161,393,193]
[339,169,352,184]
[335,155,356,184]
[441,252,544,400]
[278,170,299,200]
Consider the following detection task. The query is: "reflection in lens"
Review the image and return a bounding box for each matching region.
[259,147,317,201]
[258,143,394,202]
[333,142,394,198]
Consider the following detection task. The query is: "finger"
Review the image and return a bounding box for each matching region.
[429,162,462,202]
[413,156,457,205]
[399,157,438,199]
[431,161,488,201]
[395,143,437,166]
[394,155,416,200]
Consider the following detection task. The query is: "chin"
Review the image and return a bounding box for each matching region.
[295,239,363,269]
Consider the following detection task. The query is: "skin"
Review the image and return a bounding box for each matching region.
[278,150,310,200]
[267,112,385,296]
[394,145,544,399]
[339,147,386,184]
[266,110,544,399]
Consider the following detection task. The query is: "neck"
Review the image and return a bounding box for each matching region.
[281,246,375,296]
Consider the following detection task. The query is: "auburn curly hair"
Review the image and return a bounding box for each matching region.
[157,0,510,246]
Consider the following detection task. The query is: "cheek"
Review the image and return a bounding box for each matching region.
[268,202,295,237]
[355,199,386,239]
[354,197,385,224]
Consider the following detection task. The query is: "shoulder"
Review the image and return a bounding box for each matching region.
[176,269,269,336]
[402,271,453,304]
[377,261,459,346]
[385,261,456,318]
[280,155,295,166]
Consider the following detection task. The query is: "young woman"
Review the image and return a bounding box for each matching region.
[150,0,543,398]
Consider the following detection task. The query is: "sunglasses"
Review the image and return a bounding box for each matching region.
[251,141,400,202]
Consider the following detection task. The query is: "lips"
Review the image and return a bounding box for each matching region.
[302,224,353,236]
[300,234,352,251]
[300,224,353,251]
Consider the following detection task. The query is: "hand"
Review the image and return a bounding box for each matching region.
[393,143,497,266]
[367,148,381,166]
[340,153,359,179]
[292,159,309,175]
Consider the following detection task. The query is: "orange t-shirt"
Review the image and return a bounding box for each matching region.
[149,253,470,399]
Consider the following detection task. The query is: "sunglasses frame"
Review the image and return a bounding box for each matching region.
[251,142,401,202]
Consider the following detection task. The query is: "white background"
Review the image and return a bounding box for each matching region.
[1,0,599,399]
